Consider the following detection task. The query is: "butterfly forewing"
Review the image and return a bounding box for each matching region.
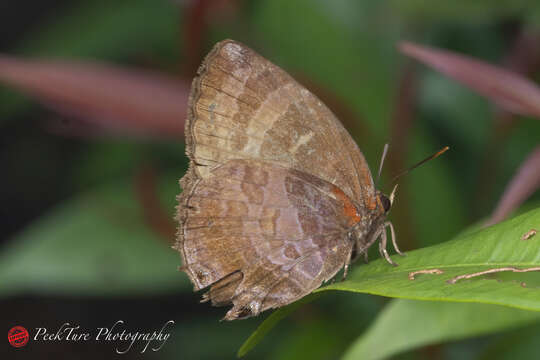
[183,39,376,205]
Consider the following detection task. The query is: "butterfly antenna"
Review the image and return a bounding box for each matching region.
[391,146,449,184]
[376,143,389,186]
[389,183,398,205]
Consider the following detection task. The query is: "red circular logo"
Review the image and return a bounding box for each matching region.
[8,326,29,348]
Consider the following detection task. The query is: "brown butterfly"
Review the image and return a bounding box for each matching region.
[175,40,429,320]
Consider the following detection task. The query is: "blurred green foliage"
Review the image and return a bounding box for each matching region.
[344,299,540,360]
[1,0,540,359]
[0,0,181,119]
[0,173,188,297]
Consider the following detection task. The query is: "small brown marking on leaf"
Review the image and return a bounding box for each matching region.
[447,267,540,284]
[521,229,537,240]
[408,269,444,280]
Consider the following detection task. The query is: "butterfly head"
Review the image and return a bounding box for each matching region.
[343,183,402,268]
[376,184,398,215]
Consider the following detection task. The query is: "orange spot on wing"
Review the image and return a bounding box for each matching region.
[366,197,377,211]
[332,186,361,226]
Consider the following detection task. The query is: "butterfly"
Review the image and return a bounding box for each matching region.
[175,39,405,320]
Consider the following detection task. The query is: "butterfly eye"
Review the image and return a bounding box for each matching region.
[379,194,391,213]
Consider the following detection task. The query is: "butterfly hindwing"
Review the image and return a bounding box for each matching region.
[178,159,356,319]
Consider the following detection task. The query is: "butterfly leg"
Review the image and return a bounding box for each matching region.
[342,261,350,281]
[355,227,383,264]
[385,221,405,256]
[379,227,398,266]
[341,244,355,280]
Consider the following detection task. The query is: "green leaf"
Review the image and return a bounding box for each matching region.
[238,207,540,356]
[0,175,189,297]
[321,206,540,310]
[237,293,322,357]
[343,299,540,360]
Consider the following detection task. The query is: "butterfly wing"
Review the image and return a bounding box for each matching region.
[182,39,377,209]
[176,40,382,319]
[178,159,358,319]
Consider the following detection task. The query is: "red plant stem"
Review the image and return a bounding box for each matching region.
[474,30,540,218]
[134,165,176,243]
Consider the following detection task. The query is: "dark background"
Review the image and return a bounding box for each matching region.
[1,1,539,359]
